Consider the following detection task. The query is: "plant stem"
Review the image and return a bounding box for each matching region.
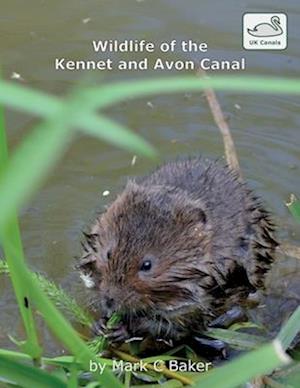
[0,103,42,361]
[112,349,193,386]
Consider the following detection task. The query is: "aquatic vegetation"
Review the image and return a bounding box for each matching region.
[0,75,300,386]
[287,194,300,224]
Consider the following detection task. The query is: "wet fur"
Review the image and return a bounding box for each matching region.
[78,157,278,341]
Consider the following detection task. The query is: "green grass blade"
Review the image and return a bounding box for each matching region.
[0,259,9,274]
[2,240,123,387]
[0,91,88,235]
[1,261,92,327]
[0,355,67,388]
[286,194,300,224]
[276,306,300,350]
[0,120,152,243]
[81,76,300,110]
[0,81,60,117]
[286,364,300,387]
[0,119,71,235]
[0,80,155,156]
[77,113,156,157]
[205,328,266,350]
[194,340,290,388]
[0,104,42,359]
[0,348,32,362]
[21,267,122,387]
[34,273,93,327]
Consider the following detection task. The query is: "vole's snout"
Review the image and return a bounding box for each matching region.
[101,295,117,318]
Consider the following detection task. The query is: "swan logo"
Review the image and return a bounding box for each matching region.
[243,13,287,50]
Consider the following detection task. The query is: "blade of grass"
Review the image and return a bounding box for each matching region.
[77,113,156,157]
[1,261,93,328]
[0,119,71,235]
[34,273,93,328]
[0,349,32,362]
[204,328,266,350]
[276,306,300,350]
[0,355,67,388]
[2,77,300,117]
[0,91,96,234]
[21,267,123,387]
[286,194,300,224]
[194,340,290,388]
[0,104,122,385]
[81,76,300,110]
[0,81,156,157]
[0,104,42,360]
[286,364,300,387]
[0,102,156,234]
[2,239,123,387]
[0,81,60,117]
[112,349,193,386]
[0,259,9,274]
[1,76,300,158]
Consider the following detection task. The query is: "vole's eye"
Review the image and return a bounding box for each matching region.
[140,259,152,272]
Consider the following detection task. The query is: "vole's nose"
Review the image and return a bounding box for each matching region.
[102,295,116,318]
[105,296,115,309]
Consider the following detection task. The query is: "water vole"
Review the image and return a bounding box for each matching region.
[78,157,278,342]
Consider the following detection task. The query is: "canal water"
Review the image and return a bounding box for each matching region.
[0,0,299,352]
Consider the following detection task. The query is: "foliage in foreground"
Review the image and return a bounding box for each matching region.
[0,75,300,387]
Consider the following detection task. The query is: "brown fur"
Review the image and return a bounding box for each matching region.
[78,157,278,340]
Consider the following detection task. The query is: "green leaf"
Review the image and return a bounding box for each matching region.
[2,262,95,328]
[0,355,67,388]
[0,97,157,234]
[23,269,123,387]
[0,116,71,235]
[78,114,156,158]
[0,259,9,274]
[81,76,300,110]
[0,80,156,157]
[276,306,300,350]
[0,102,42,360]
[34,273,93,328]
[205,328,267,350]
[194,340,290,388]
[286,194,300,224]
[88,313,121,354]
[0,81,60,117]
[0,348,31,362]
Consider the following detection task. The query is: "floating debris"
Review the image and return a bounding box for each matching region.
[234,103,241,110]
[146,101,154,108]
[11,72,24,81]
[102,190,110,197]
[131,155,137,166]
[184,93,192,99]
[82,17,91,24]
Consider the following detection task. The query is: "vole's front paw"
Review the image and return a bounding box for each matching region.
[208,306,247,329]
[193,336,227,359]
[92,318,107,337]
[92,319,130,343]
[105,322,131,343]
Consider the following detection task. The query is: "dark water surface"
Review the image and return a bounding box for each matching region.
[0,0,299,352]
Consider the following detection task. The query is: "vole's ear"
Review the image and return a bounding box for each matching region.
[75,254,96,272]
[174,199,207,226]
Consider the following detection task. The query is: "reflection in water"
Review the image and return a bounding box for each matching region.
[0,0,299,352]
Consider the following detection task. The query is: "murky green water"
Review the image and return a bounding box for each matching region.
[1,0,299,352]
